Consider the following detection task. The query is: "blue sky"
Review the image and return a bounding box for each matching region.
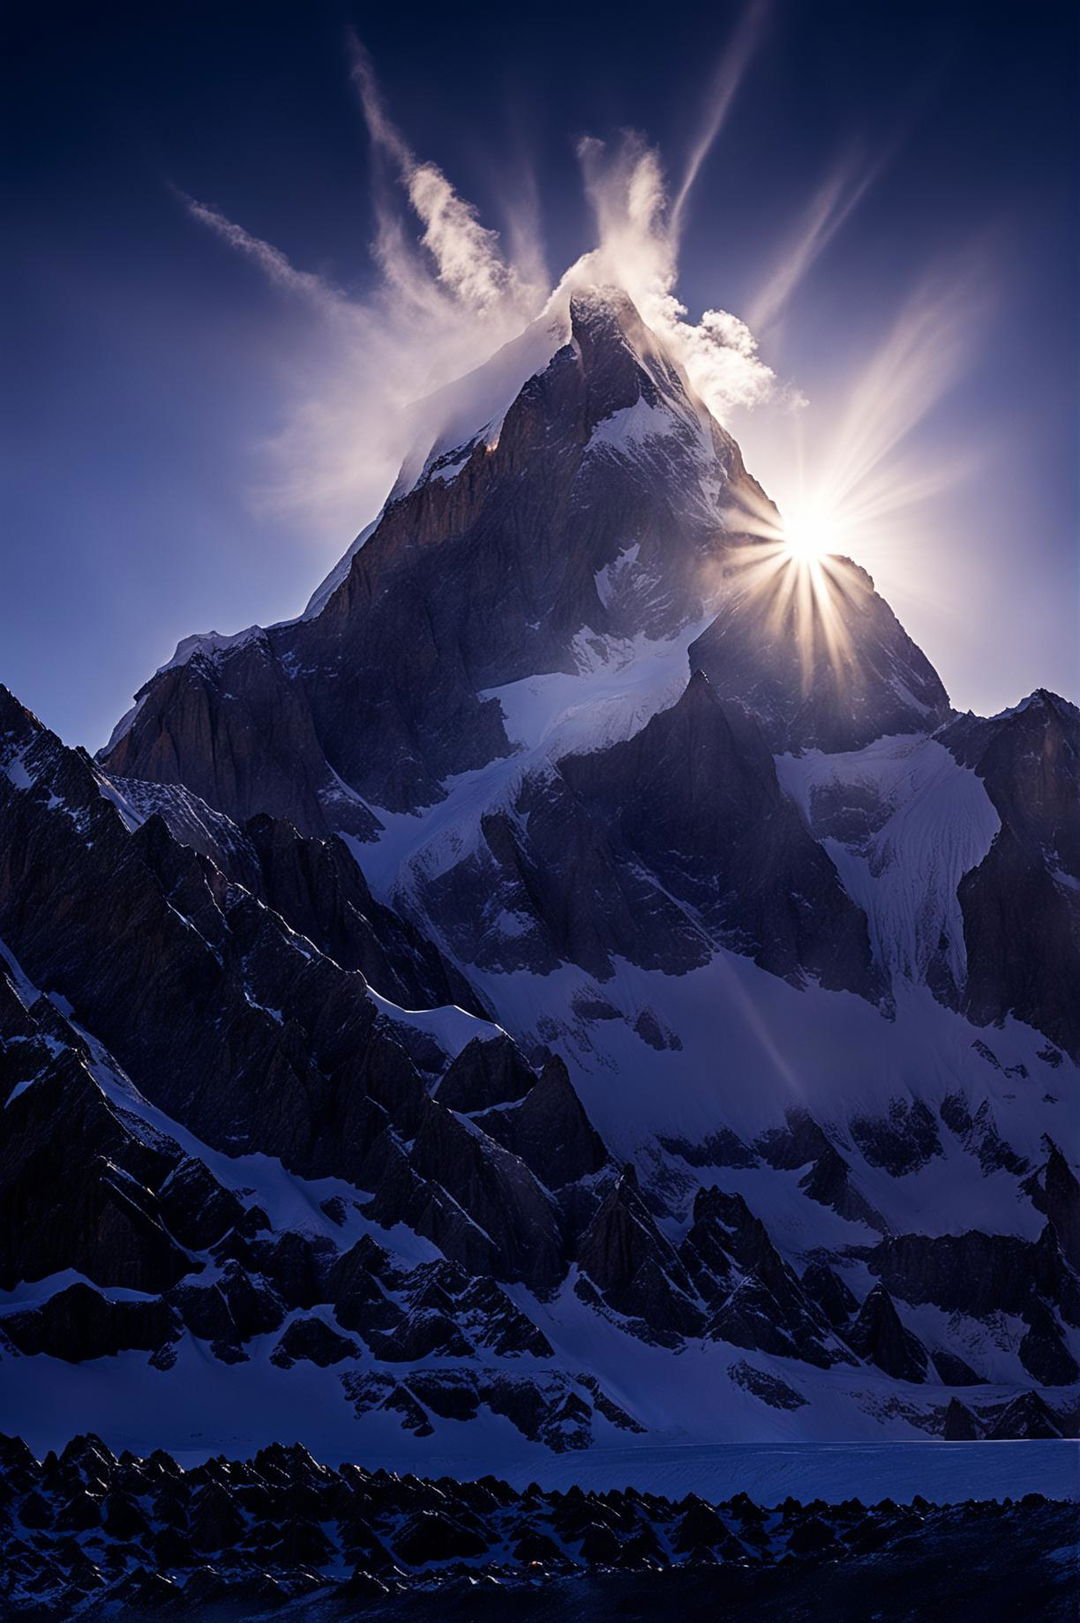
[3,0,1077,747]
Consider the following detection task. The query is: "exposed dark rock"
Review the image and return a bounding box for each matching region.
[436,1035,536,1113]
[2,1284,174,1363]
[787,1514,841,1556]
[658,1129,759,1169]
[155,1157,246,1252]
[421,772,711,981]
[0,1038,198,1295]
[800,1262,859,1331]
[729,1361,807,1411]
[168,1280,236,1344]
[931,1350,983,1387]
[472,1055,609,1188]
[577,1167,703,1341]
[240,1231,337,1313]
[942,692,1080,1059]
[240,811,481,1015]
[394,1510,490,1564]
[942,1397,980,1439]
[847,1285,928,1382]
[984,1391,1064,1440]
[756,1110,887,1230]
[215,1263,285,1340]
[939,1094,1028,1176]
[18,1430,1073,1614]
[408,1097,564,1288]
[0,278,1075,1451]
[269,1317,360,1369]
[559,672,878,996]
[366,1308,473,1363]
[682,1188,846,1367]
[100,631,378,840]
[189,1481,245,1551]
[1019,1304,1080,1387]
[868,1227,1080,1326]
[1025,1141,1080,1270]
[850,1099,942,1177]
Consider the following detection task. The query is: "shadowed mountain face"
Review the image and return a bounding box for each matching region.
[689,550,952,754]
[940,692,1080,1057]
[2,285,1078,1457]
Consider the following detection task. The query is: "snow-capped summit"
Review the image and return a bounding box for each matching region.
[101,285,945,819]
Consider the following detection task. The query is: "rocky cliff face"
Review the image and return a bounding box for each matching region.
[3,283,1078,1460]
[941,691,1080,1057]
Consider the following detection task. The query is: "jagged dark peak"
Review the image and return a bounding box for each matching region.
[1004,687,1079,726]
[942,680,1080,1056]
[1,684,114,826]
[471,1054,610,1189]
[577,1162,703,1342]
[800,1262,859,1331]
[1,679,489,1188]
[237,809,483,1014]
[847,1283,929,1383]
[568,282,650,344]
[99,624,378,839]
[435,1034,536,1113]
[941,686,1080,773]
[942,1397,980,1439]
[1023,1140,1080,1271]
[4,1434,1074,1611]
[985,1390,1065,1440]
[409,1097,565,1288]
[566,283,701,430]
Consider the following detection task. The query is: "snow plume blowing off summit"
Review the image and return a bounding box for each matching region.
[180,16,990,664]
[180,14,787,543]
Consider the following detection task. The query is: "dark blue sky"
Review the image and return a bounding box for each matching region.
[4,0,1077,746]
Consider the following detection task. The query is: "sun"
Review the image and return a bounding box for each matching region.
[779,499,837,562]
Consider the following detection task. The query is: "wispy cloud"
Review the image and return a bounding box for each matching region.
[181,48,549,542]
[670,0,772,243]
[179,35,978,597]
[572,130,780,418]
[743,151,877,334]
[181,195,351,318]
[348,35,543,318]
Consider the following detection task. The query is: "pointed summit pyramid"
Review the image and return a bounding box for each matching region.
[102,284,947,817]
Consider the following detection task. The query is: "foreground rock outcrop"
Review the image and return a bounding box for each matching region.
[0,1435,1074,1621]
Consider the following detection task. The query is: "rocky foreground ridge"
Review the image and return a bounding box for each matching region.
[1,1434,1076,1622]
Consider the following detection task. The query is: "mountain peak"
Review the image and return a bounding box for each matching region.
[568,283,650,347]
[566,283,700,435]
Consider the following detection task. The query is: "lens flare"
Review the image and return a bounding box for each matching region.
[779,498,839,561]
[712,482,862,699]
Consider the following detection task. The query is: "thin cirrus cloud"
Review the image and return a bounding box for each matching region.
[182,41,553,545]
[743,150,881,336]
[668,0,773,244]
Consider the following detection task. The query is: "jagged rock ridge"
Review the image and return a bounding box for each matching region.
[0,1434,1075,1622]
